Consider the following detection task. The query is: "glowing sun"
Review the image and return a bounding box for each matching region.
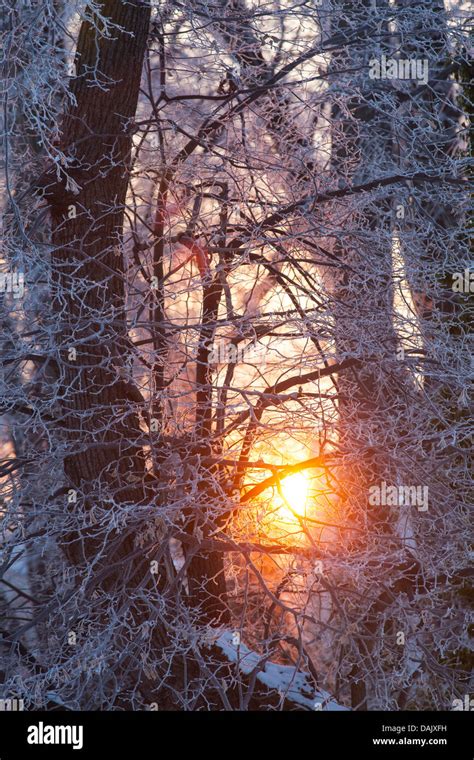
[278,471,309,519]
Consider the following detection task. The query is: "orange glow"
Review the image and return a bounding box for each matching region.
[277,471,309,522]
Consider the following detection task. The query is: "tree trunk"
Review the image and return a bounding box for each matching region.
[46,0,171,707]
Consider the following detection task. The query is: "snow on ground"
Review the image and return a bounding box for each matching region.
[216,632,348,710]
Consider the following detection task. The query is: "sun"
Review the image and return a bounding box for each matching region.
[278,471,309,519]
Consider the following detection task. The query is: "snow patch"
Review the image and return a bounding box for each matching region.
[216,632,348,710]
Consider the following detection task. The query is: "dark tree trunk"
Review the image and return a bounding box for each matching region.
[49,0,151,579]
[45,1,174,707]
